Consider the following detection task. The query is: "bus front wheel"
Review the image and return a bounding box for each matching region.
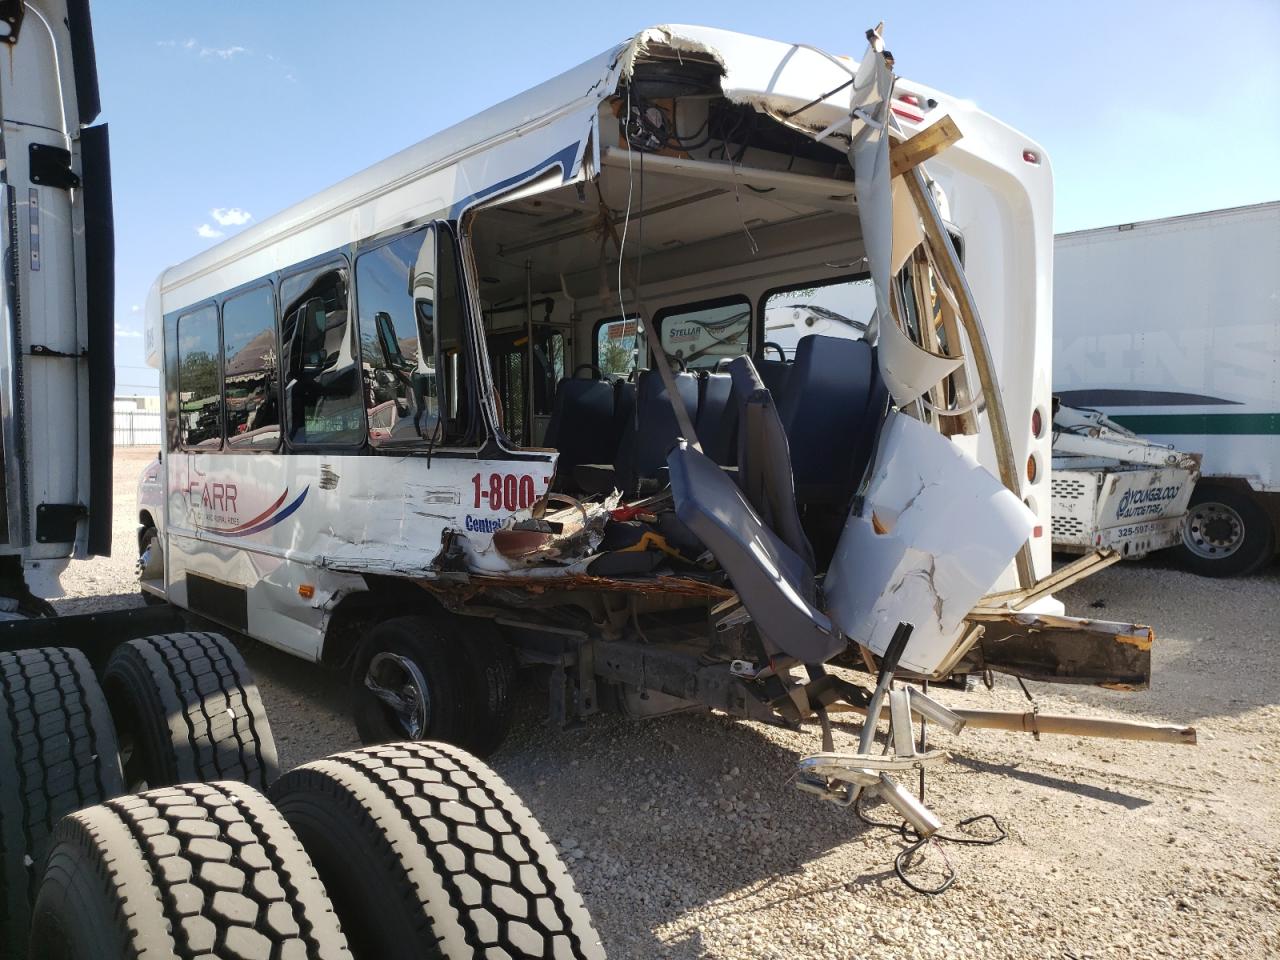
[350,614,516,756]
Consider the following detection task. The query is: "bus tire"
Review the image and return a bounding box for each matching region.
[350,615,472,748]
[270,741,605,960]
[27,781,352,960]
[455,621,517,757]
[1178,484,1275,578]
[0,647,124,958]
[102,632,280,792]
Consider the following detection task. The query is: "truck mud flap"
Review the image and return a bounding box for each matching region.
[81,122,115,557]
[963,610,1153,690]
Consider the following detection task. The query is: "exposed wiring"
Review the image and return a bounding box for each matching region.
[617,85,636,330]
[854,793,1007,896]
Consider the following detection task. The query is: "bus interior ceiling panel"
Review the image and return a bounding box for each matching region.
[468,113,864,317]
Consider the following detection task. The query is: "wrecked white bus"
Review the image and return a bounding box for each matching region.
[138,25,1185,840]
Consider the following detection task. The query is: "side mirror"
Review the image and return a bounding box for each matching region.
[375,311,408,369]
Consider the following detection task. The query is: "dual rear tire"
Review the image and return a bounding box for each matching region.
[270,742,604,959]
[0,647,125,958]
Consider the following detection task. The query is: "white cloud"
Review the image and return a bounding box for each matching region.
[211,207,252,227]
[200,45,247,60]
[114,323,142,339]
[131,304,141,313]
[157,39,247,60]
[196,224,223,239]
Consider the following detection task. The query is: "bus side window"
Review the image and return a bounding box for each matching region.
[412,225,478,445]
[177,304,222,449]
[280,262,364,446]
[222,284,280,449]
[595,315,644,378]
[356,228,431,446]
[164,313,180,450]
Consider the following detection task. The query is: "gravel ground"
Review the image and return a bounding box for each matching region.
[57,447,1280,959]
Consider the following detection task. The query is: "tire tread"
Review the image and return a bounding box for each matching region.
[104,631,279,789]
[0,646,124,957]
[32,781,352,960]
[272,742,604,959]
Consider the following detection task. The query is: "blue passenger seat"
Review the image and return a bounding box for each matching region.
[544,375,618,472]
[695,372,736,465]
[613,370,700,496]
[778,335,888,509]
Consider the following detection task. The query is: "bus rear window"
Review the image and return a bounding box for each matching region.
[761,277,873,359]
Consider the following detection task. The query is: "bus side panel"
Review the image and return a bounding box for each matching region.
[164,449,556,659]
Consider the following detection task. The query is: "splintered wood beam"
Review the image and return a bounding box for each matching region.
[890,115,963,179]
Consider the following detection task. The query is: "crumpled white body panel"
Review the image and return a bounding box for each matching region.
[825,411,1035,675]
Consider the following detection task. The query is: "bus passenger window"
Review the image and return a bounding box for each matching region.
[177,304,222,449]
[596,316,643,378]
[356,229,430,446]
[280,263,363,446]
[223,285,279,449]
[656,298,750,371]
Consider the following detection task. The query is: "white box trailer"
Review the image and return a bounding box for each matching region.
[1053,202,1280,576]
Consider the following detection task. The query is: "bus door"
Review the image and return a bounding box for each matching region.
[485,323,565,447]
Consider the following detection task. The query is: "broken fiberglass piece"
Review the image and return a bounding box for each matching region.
[843,32,963,406]
[825,410,1035,676]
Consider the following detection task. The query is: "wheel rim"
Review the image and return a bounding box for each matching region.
[136,531,153,578]
[364,652,430,739]
[1183,501,1246,560]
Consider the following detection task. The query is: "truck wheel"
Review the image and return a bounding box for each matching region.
[270,741,605,960]
[1178,485,1275,577]
[102,632,279,792]
[0,647,125,959]
[27,781,352,960]
[352,614,515,756]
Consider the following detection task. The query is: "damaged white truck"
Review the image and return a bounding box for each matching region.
[136,25,1193,851]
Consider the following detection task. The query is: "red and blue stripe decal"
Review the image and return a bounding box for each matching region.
[198,486,309,538]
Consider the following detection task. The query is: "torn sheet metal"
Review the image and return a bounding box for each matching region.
[825,410,1035,676]
[842,32,963,406]
[464,492,620,573]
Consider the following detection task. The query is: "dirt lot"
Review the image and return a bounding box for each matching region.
[58,447,1280,959]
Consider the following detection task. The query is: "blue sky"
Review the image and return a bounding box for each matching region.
[96,0,1280,395]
